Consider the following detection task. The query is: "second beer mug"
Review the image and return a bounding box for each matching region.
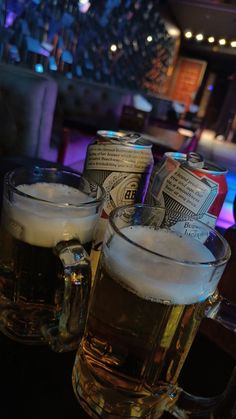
[0,166,104,352]
[73,204,236,418]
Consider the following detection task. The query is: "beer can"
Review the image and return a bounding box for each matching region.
[84,130,154,218]
[145,152,228,227]
[83,130,154,278]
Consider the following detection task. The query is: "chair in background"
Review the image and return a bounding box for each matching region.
[0,63,58,161]
[119,105,150,132]
[149,127,202,164]
[51,75,134,167]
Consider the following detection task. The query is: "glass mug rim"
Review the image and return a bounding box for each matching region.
[5,166,105,209]
[108,203,231,268]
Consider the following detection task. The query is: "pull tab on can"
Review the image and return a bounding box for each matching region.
[121,132,142,143]
[186,152,204,169]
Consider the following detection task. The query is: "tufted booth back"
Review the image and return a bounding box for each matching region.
[0,64,58,160]
[53,75,133,132]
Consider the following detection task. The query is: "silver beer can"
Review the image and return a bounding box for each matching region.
[83,130,154,277]
[84,130,154,218]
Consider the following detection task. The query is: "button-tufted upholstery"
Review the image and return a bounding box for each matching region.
[0,63,58,160]
[54,75,133,132]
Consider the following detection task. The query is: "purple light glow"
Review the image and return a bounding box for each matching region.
[216,218,234,230]
[216,198,235,229]
[207,84,214,91]
[216,171,236,229]
[5,11,16,28]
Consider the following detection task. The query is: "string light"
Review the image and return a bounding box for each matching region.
[208,36,215,44]
[196,33,204,41]
[184,31,192,39]
[219,38,226,46]
[184,30,236,50]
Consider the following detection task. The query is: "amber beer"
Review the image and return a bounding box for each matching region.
[72,205,229,418]
[0,168,104,347]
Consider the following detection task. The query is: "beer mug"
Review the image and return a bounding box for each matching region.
[0,166,104,352]
[72,204,236,418]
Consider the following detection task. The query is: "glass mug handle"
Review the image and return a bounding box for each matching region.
[41,239,91,353]
[167,296,236,419]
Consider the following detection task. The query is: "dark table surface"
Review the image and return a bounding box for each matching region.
[0,331,235,419]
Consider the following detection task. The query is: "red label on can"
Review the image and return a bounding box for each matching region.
[146,154,228,227]
[191,167,228,219]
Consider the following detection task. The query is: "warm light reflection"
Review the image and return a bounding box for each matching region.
[184,31,236,49]
[110,44,117,52]
[168,27,180,37]
[208,36,215,43]
[185,31,192,39]
[219,38,226,45]
[196,33,204,41]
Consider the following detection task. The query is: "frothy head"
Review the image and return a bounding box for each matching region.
[3,182,100,247]
[103,226,219,305]
[17,183,95,205]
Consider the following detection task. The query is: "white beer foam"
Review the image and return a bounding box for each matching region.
[104,226,218,305]
[4,183,98,247]
[17,183,94,205]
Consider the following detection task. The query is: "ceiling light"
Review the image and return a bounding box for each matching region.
[167,27,180,37]
[184,31,192,39]
[110,44,117,52]
[208,36,215,43]
[196,33,204,41]
[78,0,90,13]
[147,35,153,42]
[219,38,226,45]
[230,41,236,48]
